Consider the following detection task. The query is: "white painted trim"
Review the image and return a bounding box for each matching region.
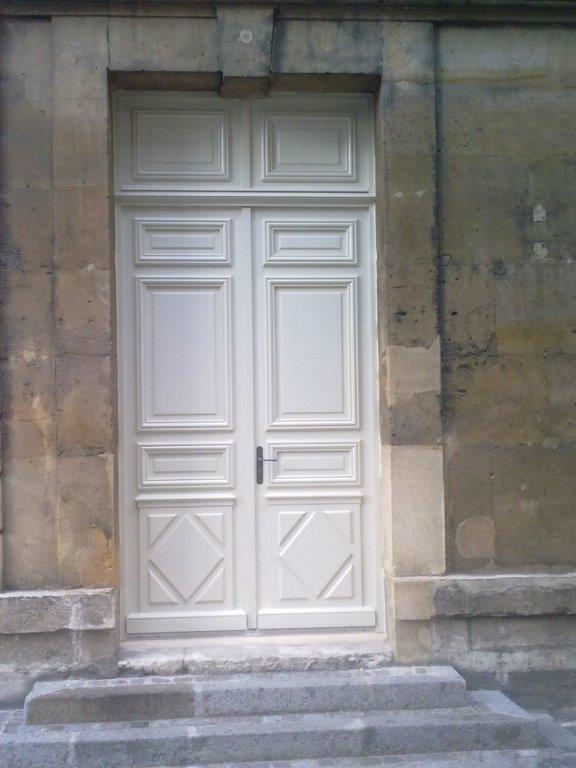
[257,608,376,630]
[126,610,248,634]
[115,193,377,207]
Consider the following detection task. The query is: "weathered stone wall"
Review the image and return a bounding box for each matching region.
[0,3,575,702]
[1,18,115,591]
[438,27,576,572]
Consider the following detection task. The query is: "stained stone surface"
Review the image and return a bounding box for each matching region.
[0,5,575,695]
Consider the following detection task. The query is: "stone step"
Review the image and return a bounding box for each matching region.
[25,666,466,725]
[0,704,546,767]
[118,633,393,677]
[182,753,576,768]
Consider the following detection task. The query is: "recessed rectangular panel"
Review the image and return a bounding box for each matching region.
[268,278,357,428]
[263,114,355,182]
[139,444,232,489]
[138,278,231,430]
[268,443,359,486]
[265,221,357,266]
[134,110,229,180]
[136,218,231,265]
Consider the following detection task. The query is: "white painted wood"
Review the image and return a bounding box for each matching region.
[250,95,374,193]
[115,94,380,636]
[137,276,232,430]
[267,442,360,486]
[114,93,244,192]
[117,204,254,634]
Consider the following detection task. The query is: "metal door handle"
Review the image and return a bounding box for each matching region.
[256,446,277,485]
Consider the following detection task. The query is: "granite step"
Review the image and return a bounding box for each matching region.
[24,666,466,725]
[0,703,546,767]
[180,753,576,768]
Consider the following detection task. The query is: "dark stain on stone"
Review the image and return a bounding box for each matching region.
[491,259,508,279]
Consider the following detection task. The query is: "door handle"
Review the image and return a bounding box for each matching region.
[256,446,277,485]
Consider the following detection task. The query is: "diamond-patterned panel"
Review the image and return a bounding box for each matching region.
[279,508,352,600]
[150,513,224,603]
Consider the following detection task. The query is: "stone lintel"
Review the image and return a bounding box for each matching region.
[217,6,274,85]
[394,573,576,621]
[0,588,115,634]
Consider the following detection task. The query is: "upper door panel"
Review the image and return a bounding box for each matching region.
[115,93,244,192]
[114,93,374,194]
[250,96,373,193]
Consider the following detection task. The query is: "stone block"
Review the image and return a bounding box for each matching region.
[381,21,434,83]
[56,354,114,456]
[1,98,52,190]
[1,270,54,358]
[390,445,445,576]
[74,629,118,675]
[378,153,437,267]
[55,268,111,356]
[491,446,576,568]
[493,264,550,355]
[0,589,115,634]
[443,264,496,356]
[52,17,108,101]
[53,98,109,187]
[0,18,53,102]
[0,630,76,668]
[444,446,495,570]
[430,618,470,655]
[385,262,439,348]
[54,185,110,270]
[389,391,442,446]
[3,456,58,589]
[454,516,495,564]
[1,354,55,422]
[56,454,116,588]
[217,7,274,79]
[470,617,576,652]
[1,187,53,272]
[431,574,576,618]
[439,157,528,266]
[108,17,218,71]
[528,159,576,264]
[481,90,576,161]
[393,579,434,621]
[544,354,576,442]
[444,353,547,448]
[274,20,382,74]
[437,85,484,157]
[380,88,436,156]
[438,26,548,81]
[387,339,441,406]
[540,263,576,354]
[393,620,432,663]
[3,416,55,460]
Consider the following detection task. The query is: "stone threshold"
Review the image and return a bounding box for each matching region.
[0,588,115,634]
[119,632,393,676]
[394,572,576,621]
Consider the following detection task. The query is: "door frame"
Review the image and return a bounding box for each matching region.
[113,93,386,640]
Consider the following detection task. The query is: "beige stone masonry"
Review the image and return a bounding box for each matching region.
[0,588,115,634]
[394,573,576,621]
[50,17,116,591]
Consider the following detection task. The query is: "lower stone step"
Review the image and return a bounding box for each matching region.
[24,666,466,725]
[182,753,576,768]
[0,704,545,768]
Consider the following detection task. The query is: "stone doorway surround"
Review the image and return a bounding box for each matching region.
[1,1,576,707]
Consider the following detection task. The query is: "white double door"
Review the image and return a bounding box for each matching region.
[115,90,382,635]
[119,200,380,635]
